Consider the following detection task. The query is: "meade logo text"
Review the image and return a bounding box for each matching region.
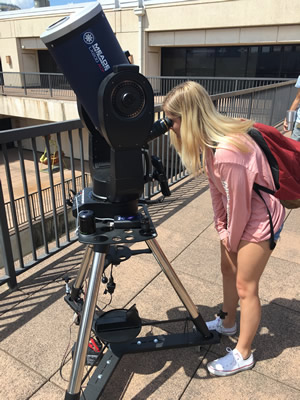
[82,31,111,72]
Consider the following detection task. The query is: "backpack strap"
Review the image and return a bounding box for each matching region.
[248,128,278,251]
[248,128,280,191]
[253,182,275,196]
[253,184,276,250]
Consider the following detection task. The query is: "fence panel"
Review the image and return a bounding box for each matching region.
[0,120,86,288]
[147,76,290,100]
[1,71,293,103]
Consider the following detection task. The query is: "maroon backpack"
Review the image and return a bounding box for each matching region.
[248,122,300,249]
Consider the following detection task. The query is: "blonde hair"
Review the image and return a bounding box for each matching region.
[162,81,255,174]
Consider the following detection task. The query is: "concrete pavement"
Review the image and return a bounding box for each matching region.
[0,174,299,400]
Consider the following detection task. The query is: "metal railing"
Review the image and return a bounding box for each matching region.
[147,76,291,103]
[0,79,297,290]
[0,71,291,101]
[0,120,86,289]
[4,174,91,231]
[210,80,297,126]
[0,72,75,99]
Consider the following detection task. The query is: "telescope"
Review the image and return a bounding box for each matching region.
[41,2,172,219]
[41,4,218,400]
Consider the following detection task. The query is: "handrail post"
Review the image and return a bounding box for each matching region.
[0,180,17,290]
[269,88,277,126]
[0,72,3,94]
[23,72,27,96]
[247,92,253,119]
[48,73,53,97]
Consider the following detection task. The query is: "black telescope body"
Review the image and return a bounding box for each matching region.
[40,3,130,130]
[40,3,170,218]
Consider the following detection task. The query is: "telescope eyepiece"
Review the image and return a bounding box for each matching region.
[147,117,173,143]
[162,117,173,129]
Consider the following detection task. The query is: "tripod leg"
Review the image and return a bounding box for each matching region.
[70,245,93,300]
[146,238,211,338]
[65,247,108,400]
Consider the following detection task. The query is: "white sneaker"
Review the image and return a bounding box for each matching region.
[206,316,237,336]
[207,347,255,376]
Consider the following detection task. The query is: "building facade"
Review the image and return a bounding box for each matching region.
[0,0,299,127]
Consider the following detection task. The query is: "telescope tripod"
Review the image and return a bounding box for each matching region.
[64,204,219,400]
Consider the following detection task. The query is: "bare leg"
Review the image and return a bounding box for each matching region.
[235,240,273,359]
[220,242,239,328]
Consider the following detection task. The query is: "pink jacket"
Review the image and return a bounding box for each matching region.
[206,134,285,253]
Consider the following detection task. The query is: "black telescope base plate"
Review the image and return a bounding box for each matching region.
[78,203,157,245]
[78,224,156,245]
[79,330,220,399]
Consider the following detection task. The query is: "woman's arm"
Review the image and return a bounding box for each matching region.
[217,162,256,252]
[283,88,300,131]
[207,175,228,241]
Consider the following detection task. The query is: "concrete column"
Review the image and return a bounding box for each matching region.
[134,7,146,74]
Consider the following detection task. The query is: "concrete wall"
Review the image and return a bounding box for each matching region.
[0,94,88,157]
[145,0,300,31]
[0,10,69,74]
[0,0,299,77]
[0,95,79,122]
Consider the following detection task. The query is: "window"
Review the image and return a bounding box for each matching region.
[186,48,215,76]
[215,47,247,77]
[161,45,299,78]
[38,50,61,73]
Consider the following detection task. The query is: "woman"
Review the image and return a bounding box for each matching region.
[162,81,285,376]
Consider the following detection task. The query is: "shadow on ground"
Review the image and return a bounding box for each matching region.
[88,298,300,399]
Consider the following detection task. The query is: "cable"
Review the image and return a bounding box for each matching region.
[95,217,114,223]
[59,320,75,382]
[96,293,113,312]
[75,196,80,236]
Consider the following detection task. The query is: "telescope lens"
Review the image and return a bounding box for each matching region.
[122,92,135,107]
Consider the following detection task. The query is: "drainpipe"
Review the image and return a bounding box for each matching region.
[134,6,146,74]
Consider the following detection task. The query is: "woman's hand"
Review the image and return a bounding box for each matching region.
[221,237,230,252]
[283,118,289,132]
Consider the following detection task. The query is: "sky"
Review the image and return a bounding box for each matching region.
[5,0,92,9]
